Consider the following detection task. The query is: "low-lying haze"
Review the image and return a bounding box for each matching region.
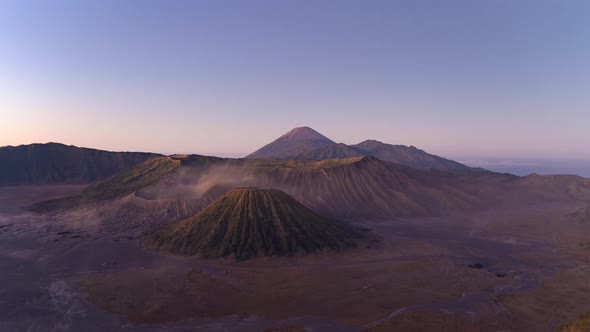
[458,158,590,178]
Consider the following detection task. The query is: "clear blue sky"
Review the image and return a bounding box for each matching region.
[1,0,589,160]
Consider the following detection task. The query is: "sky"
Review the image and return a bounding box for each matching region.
[1,0,589,168]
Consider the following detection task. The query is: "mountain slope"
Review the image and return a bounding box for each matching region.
[31,156,180,212]
[246,127,480,172]
[246,127,335,159]
[0,143,160,186]
[350,140,475,171]
[569,205,590,223]
[293,143,364,160]
[145,187,360,258]
[260,156,483,218]
[31,154,590,220]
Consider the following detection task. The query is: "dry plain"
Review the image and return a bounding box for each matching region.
[1,185,590,331]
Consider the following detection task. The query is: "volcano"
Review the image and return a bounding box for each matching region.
[246,127,480,172]
[246,126,335,159]
[146,187,361,259]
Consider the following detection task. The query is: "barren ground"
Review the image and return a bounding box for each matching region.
[1,186,590,331]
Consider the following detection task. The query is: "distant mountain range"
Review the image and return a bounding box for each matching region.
[246,127,482,172]
[0,143,159,186]
[0,127,483,188]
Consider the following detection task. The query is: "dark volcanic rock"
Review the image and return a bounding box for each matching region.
[0,142,159,185]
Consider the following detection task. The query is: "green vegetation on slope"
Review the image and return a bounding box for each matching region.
[559,312,590,332]
[176,153,365,170]
[146,188,362,259]
[31,157,180,212]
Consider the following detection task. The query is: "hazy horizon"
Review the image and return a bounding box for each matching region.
[2,1,589,163]
[4,134,590,178]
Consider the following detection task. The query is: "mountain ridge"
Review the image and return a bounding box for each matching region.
[30,153,590,222]
[246,127,480,172]
[0,142,161,186]
[350,139,475,172]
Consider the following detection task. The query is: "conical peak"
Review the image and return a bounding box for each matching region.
[146,186,361,259]
[279,127,332,141]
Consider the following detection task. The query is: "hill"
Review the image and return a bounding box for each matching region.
[350,140,475,171]
[0,142,159,186]
[246,127,335,159]
[145,187,361,259]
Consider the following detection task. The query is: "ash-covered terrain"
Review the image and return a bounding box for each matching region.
[2,127,590,331]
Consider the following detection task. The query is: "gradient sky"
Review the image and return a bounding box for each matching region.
[1,0,589,160]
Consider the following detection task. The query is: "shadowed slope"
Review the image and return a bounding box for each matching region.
[350,140,475,171]
[293,143,363,160]
[31,157,180,212]
[514,173,590,201]
[0,142,159,185]
[261,156,483,218]
[146,188,361,259]
[569,205,590,223]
